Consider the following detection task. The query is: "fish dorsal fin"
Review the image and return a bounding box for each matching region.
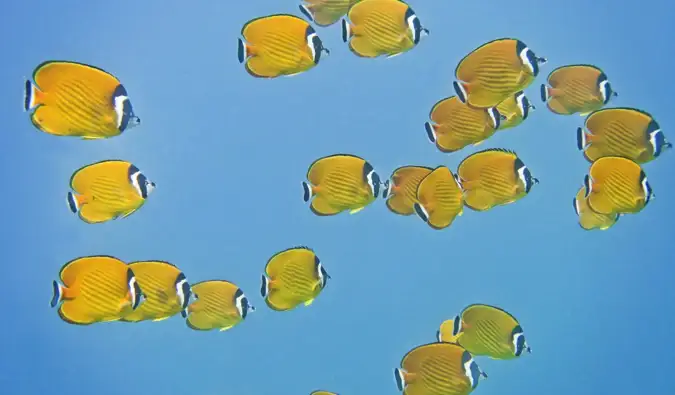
[474,147,517,156]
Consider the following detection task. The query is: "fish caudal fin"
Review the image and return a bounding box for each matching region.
[260,274,270,298]
[540,84,549,102]
[50,280,63,308]
[298,4,314,22]
[576,127,587,150]
[453,81,468,104]
[413,202,430,223]
[24,80,42,111]
[583,174,592,197]
[302,181,315,202]
[394,368,406,391]
[66,192,86,213]
[237,38,247,63]
[424,122,437,143]
[341,19,351,43]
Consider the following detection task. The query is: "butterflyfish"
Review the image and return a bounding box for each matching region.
[341,0,428,58]
[383,165,433,216]
[394,342,487,395]
[183,280,255,332]
[299,0,362,27]
[50,255,145,325]
[302,154,381,216]
[24,60,140,139]
[261,246,330,311]
[310,391,338,395]
[413,166,464,230]
[457,148,539,211]
[573,187,619,231]
[495,91,535,131]
[584,156,654,215]
[541,64,616,116]
[437,304,532,360]
[66,160,156,224]
[577,107,671,164]
[424,96,503,153]
[238,14,329,78]
[453,38,547,108]
[120,261,192,323]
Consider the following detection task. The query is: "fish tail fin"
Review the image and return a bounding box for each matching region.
[181,305,189,318]
[540,84,549,102]
[237,38,247,63]
[298,4,314,22]
[50,280,63,308]
[66,192,87,213]
[341,19,352,43]
[302,181,314,202]
[424,122,437,143]
[394,368,407,391]
[24,80,42,111]
[583,174,592,197]
[413,202,430,223]
[453,81,468,104]
[487,107,501,129]
[260,274,270,298]
[576,127,587,150]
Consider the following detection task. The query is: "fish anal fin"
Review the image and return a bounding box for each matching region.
[310,197,342,216]
[349,36,381,58]
[78,204,115,224]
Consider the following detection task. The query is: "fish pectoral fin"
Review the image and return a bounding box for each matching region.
[152,316,170,322]
[579,112,591,116]
[81,135,104,140]
[515,71,527,85]
[349,206,365,214]
[219,325,234,332]
[303,298,315,307]
[473,139,485,146]
[121,208,138,218]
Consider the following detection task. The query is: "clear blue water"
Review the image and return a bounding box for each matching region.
[2,0,674,394]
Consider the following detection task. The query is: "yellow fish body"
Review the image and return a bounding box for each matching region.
[383,165,433,216]
[50,255,145,325]
[261,246,330,311]
[310,391,338,395]
[437,304,532,361]
[495,91,534,131]
[120,261,192,323]
[584,156,654,215]
[453,38,547,108]
[66,160,156,224]
[238,14,329,78]
[24,61,140,139]
[413,166,464,230]
[184,280,255,332]
[573,186,620,231]
[341,0,428,58]
[394,342,486,395]
[457,148,539,211]
[424,96,502,152]
[577,107,671,164]
[300,0,362,27]
[303,154,381,215]
[541,64,616,115]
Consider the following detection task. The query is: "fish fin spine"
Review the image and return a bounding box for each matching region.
[424,122,437,143]
[341,19,352,43]
[24,80,43,111]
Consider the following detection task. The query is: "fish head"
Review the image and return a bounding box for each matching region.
[461,351,485,390]
[315,255,331,289]
[515,159,538,193]
[363,162,381,198]
[127,268,145,310]
[306,26,329,64]
[174,272,192,310]
[516,40,546,77]
[128,165,156,199]
[511,325,531,356]
[597,73,616,104]
[640,171,655,206]
[404,7,428,45]
[112,84,140,132]
[648,120,670,158]
[234,288,254,319]
[515,91,534,120]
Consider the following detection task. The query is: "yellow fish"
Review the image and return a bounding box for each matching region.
[303,154,381,215]
[261,246,330,311]
[457,148,539,211]
[24,60,140,139]
[310,391,338,395]
[424,96,503,152]
[577,107,671,164]
[437,304,532,360]
[584,156,654,215]
[66,160,156,224]
[573,187,620,231]
[299,0,362,27]
[541,64,617,116]
[383,165,433,216]
[120,261,192,323]
[50,255,145,325]
[453,38,547,108]
[238,14,329,78]
[184,280,255,332]
[394,342,487,395]
[413,166,464,230]
[495,91,535,131]
[341,0,429,58]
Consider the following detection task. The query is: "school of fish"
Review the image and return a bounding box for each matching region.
[23,0,669,394]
